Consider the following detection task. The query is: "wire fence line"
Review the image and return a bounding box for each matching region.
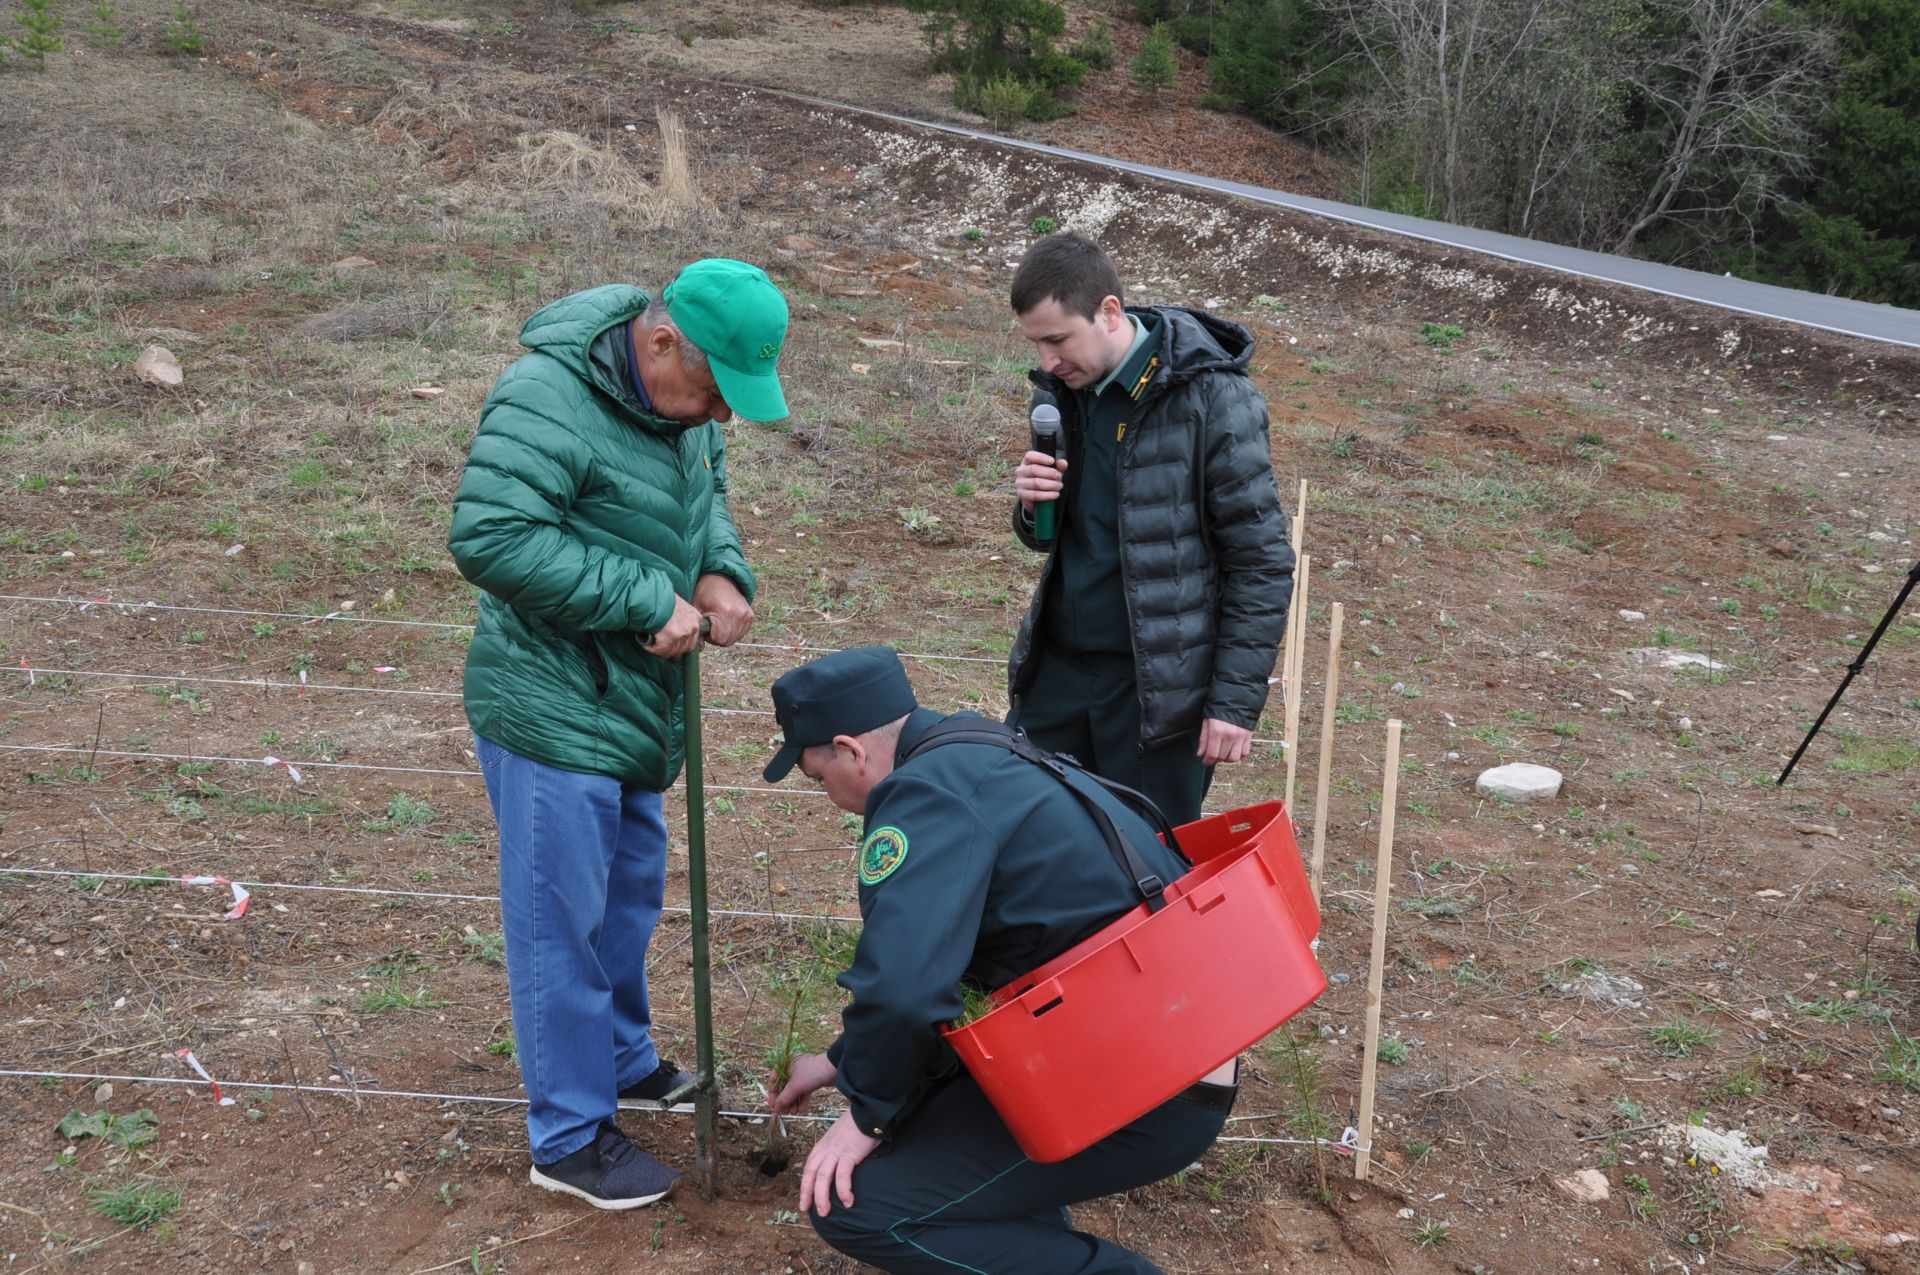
[0,866,861,925]
[0,742,829,796]
[1,662,1289,747]
[0,593,1006,665]
[0,1069,1337,1149]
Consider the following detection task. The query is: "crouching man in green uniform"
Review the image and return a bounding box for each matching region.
[763,647,1238,1274]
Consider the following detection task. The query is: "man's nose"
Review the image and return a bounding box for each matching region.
[1039,350,1063,374]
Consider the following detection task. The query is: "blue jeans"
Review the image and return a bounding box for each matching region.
[475,735,669,1163]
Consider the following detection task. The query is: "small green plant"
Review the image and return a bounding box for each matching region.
[1030,215,1058,235]
[961,227,985,242]
[436,1181,461,1207]
[1064,20,1115,71]
[11,0,62,66]
[486,1036,515,1057]
[356,980,446,1014]
[1648,1018,1720,1058]
[1876,1030,1920,1092]
[88,1176,180,1229]
[958,71,1042,129]
[1406,1138,1433,1158]
[84,0,120,46]
[897,506,942,537]
[58,1108,158,1149]
[382,793,436,829]
[162,1,200,55]
[1130,22,1177,93]
[1413,1218,1449,1248]
[1420,322,1465,349]
[462,930,505,965]
[1376,1036,1410,1066]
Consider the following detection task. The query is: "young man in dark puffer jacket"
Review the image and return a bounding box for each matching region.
[1009,233,1293,825]
[449,259,788,1209]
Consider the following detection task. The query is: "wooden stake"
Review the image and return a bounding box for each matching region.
[1310,602,1344,904]
[1277,512,1303,767]
[1354,718,1401,1182]
[1282,553,1310,814]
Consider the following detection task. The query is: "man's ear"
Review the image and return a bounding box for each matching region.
[1097,294,1126,331]
[641,318,678,361]
[831,734,866,771]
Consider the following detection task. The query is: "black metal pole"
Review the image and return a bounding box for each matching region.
[1777,560,1920,786]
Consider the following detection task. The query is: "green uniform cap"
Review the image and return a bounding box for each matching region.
[663,258,790,422]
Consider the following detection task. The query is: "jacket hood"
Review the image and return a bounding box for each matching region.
[1142,306,1253,386]
[519,284,649,372]
[1027,305,1254,402]
[518,285,699,436]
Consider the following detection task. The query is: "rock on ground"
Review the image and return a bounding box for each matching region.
[1475,762,1563,802]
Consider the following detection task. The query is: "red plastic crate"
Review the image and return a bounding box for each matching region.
[943,801,1324,1163]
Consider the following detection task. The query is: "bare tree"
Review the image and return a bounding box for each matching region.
[1325,0,1555,223]
[1611,0,1835,255]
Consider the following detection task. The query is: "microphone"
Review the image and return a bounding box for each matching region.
[1028,394,1062,542]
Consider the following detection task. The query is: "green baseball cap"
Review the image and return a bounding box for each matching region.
[662,258,790,422]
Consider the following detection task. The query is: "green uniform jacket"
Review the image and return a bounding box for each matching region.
[826,709,1190,1140]
[1010,306,1293,747]
[449,285,756,788]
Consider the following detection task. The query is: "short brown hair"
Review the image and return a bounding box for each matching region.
[1010,232,1123,321]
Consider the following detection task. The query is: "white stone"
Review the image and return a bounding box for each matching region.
[1476,763,1563,802]
[1617,609,1645,622]
[1627,649,1727,671]
[1655,1124,1807,1193]
[1554,1169,1610,1204]
[1867,531,1896,543]
[1557,968,1645,1009]
[133,345,183,387]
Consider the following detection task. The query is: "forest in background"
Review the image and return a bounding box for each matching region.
[893,0,1919,307]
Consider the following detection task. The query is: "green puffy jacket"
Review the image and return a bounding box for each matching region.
[449,285,756,788]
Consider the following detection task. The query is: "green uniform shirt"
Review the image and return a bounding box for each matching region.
[1042,313,1164,655]
[825,708,1190,1140]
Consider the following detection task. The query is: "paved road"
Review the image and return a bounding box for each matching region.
[829,100,1920,351]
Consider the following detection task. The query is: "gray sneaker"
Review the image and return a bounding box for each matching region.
[529,1123,678,1210]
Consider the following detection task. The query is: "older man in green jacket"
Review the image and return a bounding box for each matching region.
[449,260,788,1209]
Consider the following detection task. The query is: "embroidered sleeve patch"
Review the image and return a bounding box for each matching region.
[858,826,910,885]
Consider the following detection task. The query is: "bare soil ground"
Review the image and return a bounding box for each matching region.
[1,3,1917,1274]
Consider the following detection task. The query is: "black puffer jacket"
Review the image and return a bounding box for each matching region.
[1009,306,1293,748]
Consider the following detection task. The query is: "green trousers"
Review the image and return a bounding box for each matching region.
[809,1073,1232,1273]
[1009,646,1213,826]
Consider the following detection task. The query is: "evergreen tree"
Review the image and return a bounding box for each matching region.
[1744,0,1918,303]
[1132,22,1178,93]
[11,0,62,67]
[1208,0,1362,138]
[86,1,123,49]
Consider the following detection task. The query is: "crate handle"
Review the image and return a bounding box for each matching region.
[1192,882,1230,915]
[1031,995,1065,1018]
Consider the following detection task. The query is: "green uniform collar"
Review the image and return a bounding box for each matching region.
[1092,315,1158,400]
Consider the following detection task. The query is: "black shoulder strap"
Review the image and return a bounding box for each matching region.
[899,717,1187,913]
